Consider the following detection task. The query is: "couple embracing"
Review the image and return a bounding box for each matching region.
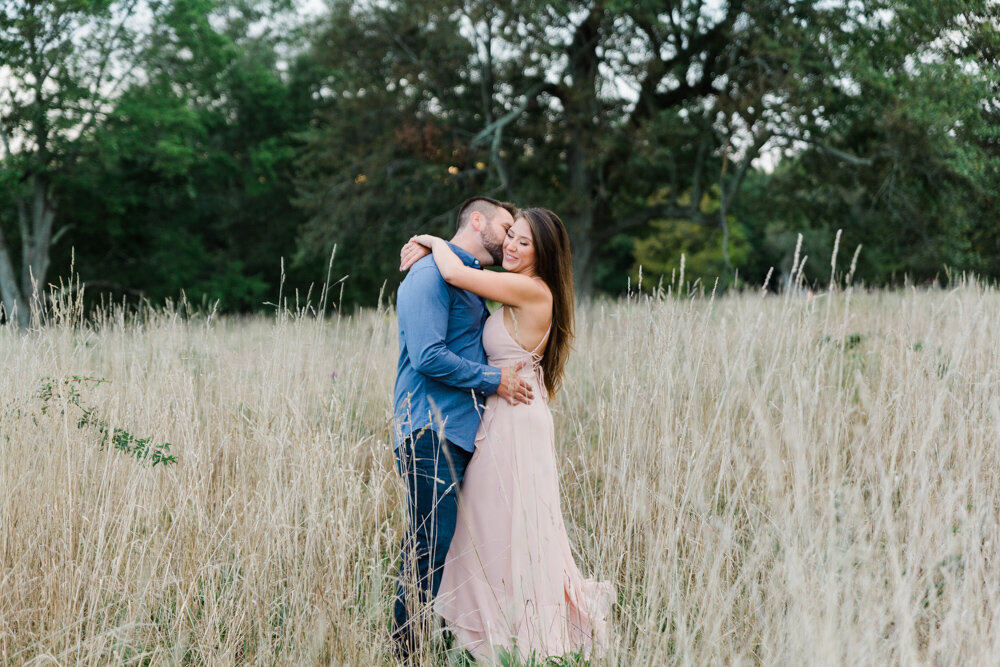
[391,197,613,662]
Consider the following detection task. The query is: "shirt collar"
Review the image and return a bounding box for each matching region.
[447,242,483,269]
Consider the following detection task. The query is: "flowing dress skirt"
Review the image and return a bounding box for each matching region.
[435,370,613,661]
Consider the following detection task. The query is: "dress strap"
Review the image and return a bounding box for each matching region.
[529,320,553,357]
[502,305,552,358]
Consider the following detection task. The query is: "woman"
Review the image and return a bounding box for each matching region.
[403,208,613,661]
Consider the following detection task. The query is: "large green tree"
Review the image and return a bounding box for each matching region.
[0,0,148,325]
[296,0,862,299]
[5,0,996,316]
[294,1,490,304]
[59,0,320,310]
[732,0,1000,287]
[298,0,1000,300]
[2,0,321,314]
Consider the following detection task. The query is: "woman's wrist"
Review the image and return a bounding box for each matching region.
[412,234,440,248]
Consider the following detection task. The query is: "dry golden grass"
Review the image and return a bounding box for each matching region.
[2,281,1000,664]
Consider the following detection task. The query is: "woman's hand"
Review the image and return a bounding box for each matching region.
[411,234,440,248]
[399,236,433,271]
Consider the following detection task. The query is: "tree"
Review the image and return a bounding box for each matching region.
[630,185,752,291]
[297,0,860,299]
[1,0,321,315]
[58,0,320,310]
[0,0,148,326]
[733,0,1000,286]
[294,0,490,305]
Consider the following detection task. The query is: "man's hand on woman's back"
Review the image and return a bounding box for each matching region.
[496,361,533,405]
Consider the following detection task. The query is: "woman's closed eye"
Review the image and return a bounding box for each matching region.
[507,231,529,246]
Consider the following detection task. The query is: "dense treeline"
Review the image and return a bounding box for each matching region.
[1,0,998,320]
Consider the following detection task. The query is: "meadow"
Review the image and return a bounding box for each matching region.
[2,279,999,664]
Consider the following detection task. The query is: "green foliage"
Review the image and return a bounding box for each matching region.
[633,218,751,291]
[34,375,177,467]
[5,0,1000,310]
[0,0,157,324]
[734,0,1000,287]
[296,0,802,299]
[493,646,592,666]
[93,422,178,468]
[14,0,324,313]
[297,0,1000,299]
[631,186,752,290]
[292,0,495,305]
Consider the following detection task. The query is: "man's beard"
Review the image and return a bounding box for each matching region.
[480,230,504,265]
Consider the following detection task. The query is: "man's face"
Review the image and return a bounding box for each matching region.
[479,207,515,265]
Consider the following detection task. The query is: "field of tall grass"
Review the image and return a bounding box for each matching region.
[2,277,999,664]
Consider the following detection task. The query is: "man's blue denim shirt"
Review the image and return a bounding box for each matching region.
[393,244,501,452]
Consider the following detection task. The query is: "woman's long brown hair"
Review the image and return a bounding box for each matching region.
[520,208,574,398]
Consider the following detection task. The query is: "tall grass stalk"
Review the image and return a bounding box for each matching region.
[2,280,1000,663]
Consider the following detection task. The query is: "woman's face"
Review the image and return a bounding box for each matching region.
[502,217,537,275]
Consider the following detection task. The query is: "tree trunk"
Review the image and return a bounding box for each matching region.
[565,118,598,301]
[560,8,604,301]
[0,231,27,327]
[22,177,56,298]
[571,230,597,301]
[0,177,58,328]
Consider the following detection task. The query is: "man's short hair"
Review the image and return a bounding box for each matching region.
[456,196,518,231]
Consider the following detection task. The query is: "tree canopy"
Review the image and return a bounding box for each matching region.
[1,0,998,319]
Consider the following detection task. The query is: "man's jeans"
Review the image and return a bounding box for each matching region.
[392,429,473,653]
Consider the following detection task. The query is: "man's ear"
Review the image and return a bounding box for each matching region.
[468,210,483,231]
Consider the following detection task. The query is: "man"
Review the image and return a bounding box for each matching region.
[392,196,533,656]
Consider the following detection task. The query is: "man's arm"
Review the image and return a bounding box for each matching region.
[399,265,533,403]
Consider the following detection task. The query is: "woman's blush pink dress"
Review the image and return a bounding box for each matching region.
[434,306,614,661]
